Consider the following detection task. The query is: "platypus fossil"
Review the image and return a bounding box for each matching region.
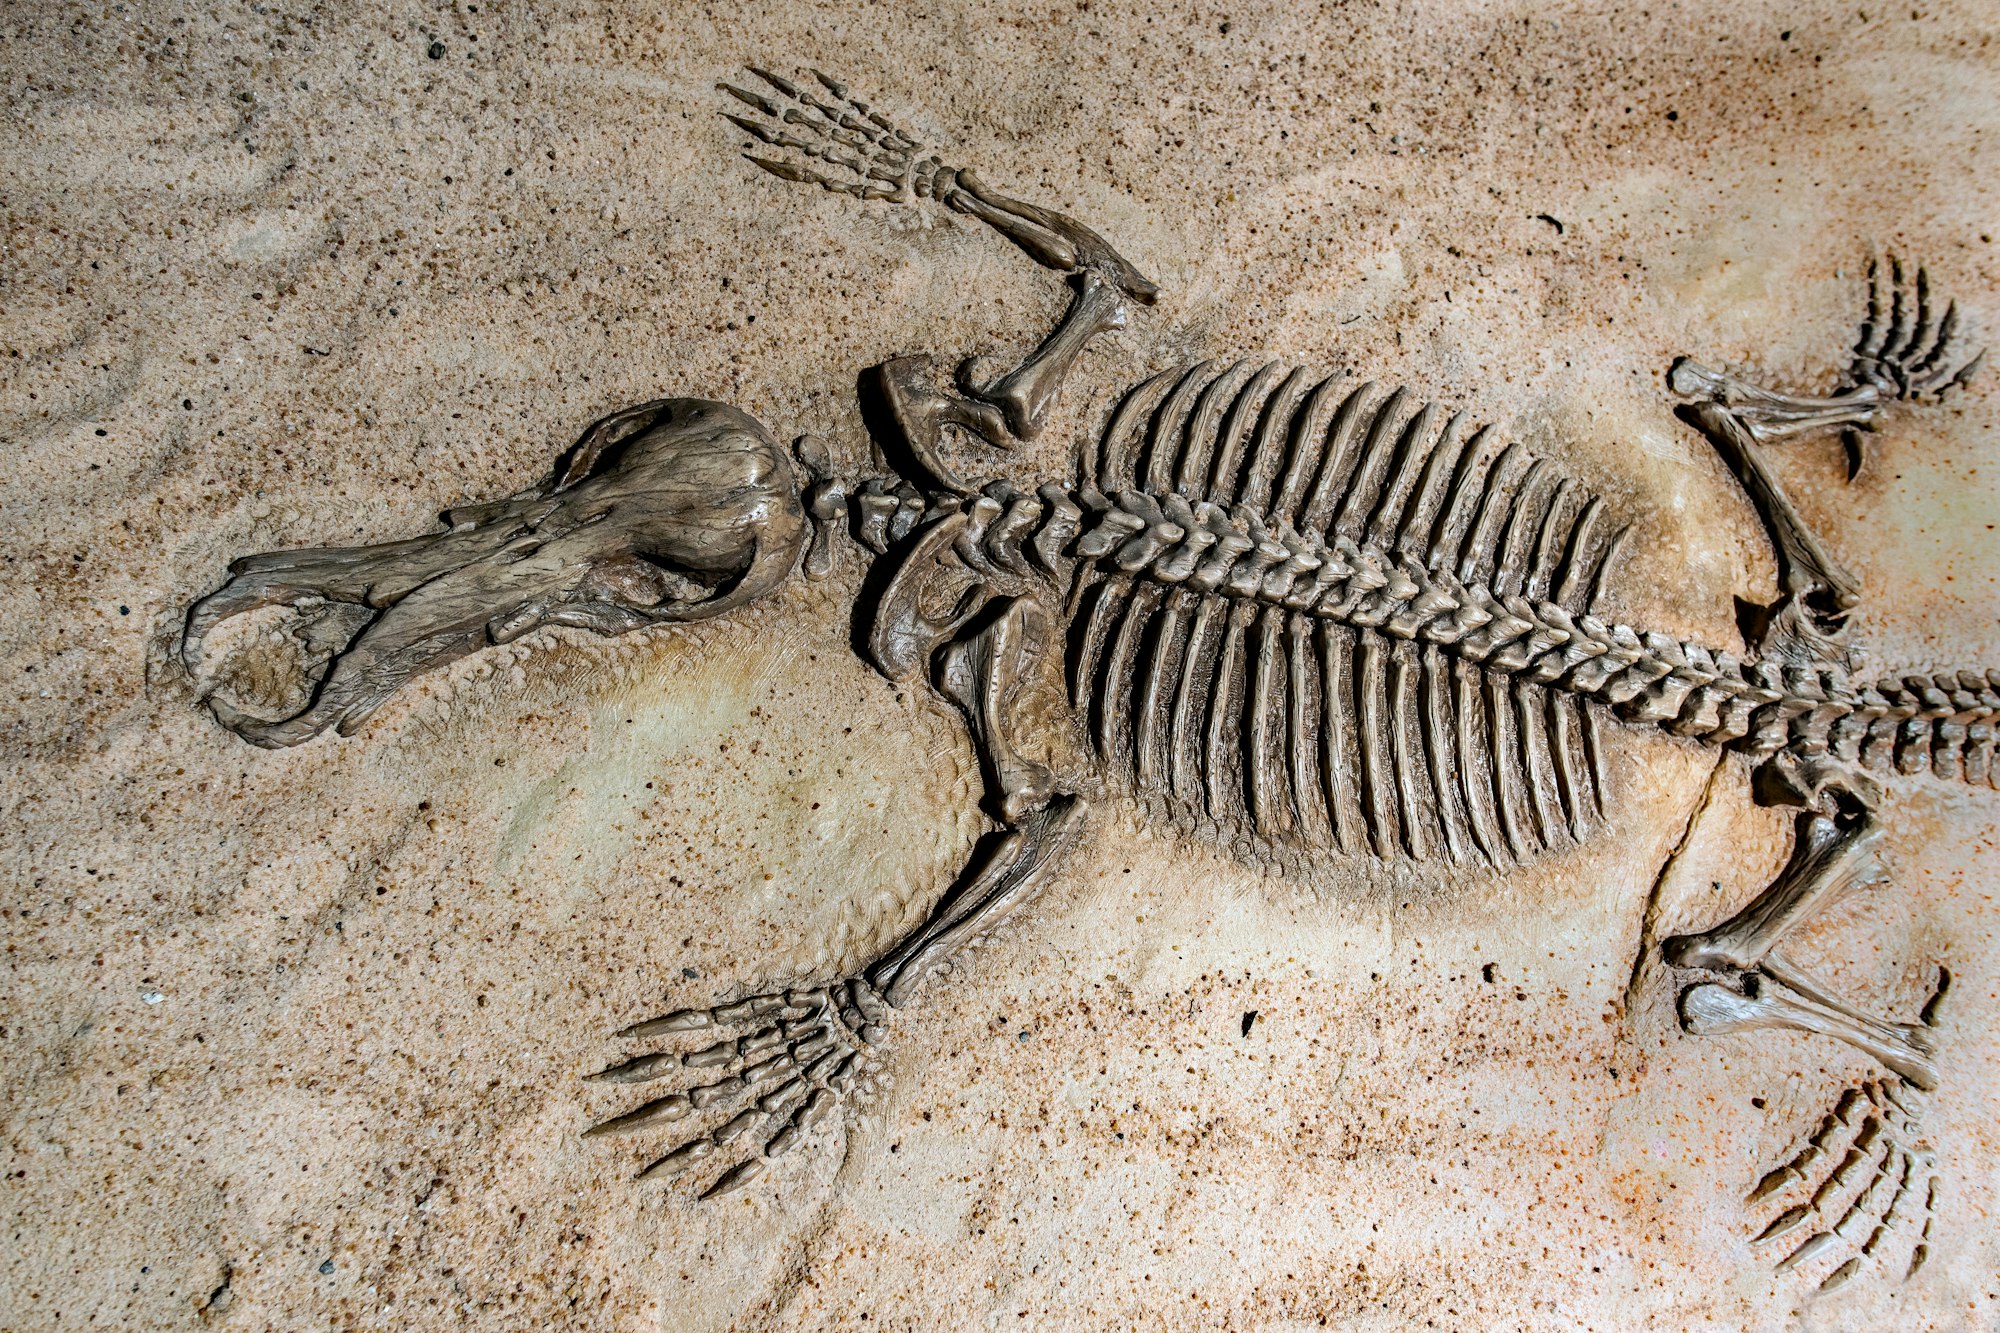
[180,66,1992,1294]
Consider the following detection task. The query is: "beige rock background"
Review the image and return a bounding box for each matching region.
[3,0,1998,1328]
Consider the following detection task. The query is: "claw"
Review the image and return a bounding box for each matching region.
[699,1158,766,1198]
[1919,967,1952,1027]
[580,1090,691,1138]
[724,112,782,145]
[745,152,818,185]
[637,1137,714,1181]
[1740,1077,1937,1292]
[718,82,782,117]
[748,66,801,98]
[1776,1231,1842,1273]
[1754,1203,1813,1243]
[587,978,887,1197]
[1885,256,1911,362]
[1912,301,1959,377]
[1946,346,1985,394]
[1902,267,1934,364]
[587,1051,684,1084]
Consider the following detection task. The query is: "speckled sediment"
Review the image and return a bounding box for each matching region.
[2,1,1997,1328]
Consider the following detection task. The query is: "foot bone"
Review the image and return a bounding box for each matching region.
[1680,967,1940,1091]
[584,977,888,1197]
[1742,1078,1940,1291]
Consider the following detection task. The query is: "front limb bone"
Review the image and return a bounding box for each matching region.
[875,220,1150,486]
[876,265,1135,492]
[867,794,1087,1007]
[868,592,1085,1006]
[935,168,1158,443]
[871,167,1159,481]
[938,167,1159,305]
[961,268,1136,443]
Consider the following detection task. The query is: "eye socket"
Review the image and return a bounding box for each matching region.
[577,556,716,609]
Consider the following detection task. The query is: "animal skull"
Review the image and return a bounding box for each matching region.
[181,398,809,747]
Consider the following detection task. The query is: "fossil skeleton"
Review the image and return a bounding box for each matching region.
[178,68,1995,1294]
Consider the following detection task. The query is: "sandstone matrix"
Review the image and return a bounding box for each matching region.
[3,2,1998,1330]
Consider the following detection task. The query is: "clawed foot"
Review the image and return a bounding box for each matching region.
[1675,963,1950,1291]
[583,977,889,1197]
[1670,253,1984,640]
[1848,256,1986,403]
[1745,1076,1940,1292]
[1669,254,1983,444]
[717,67,955,205]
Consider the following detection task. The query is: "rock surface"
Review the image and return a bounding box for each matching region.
[2,0,1997,1328]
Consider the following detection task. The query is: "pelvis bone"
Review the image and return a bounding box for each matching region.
[182,398,808,747]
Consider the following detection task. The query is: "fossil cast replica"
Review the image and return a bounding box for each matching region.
[181,398,812,748]
[176,68,1994,1297]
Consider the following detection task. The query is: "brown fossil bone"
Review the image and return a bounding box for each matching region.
[1659,259,1985,1290]
[171,64,1997,1274]
[1668,256,1984,641]
[182,398,809,747]
[567,73,2000,1215]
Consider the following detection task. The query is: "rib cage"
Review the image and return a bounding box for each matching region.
[1066,360,1627,868]
[906,357,2000,867]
